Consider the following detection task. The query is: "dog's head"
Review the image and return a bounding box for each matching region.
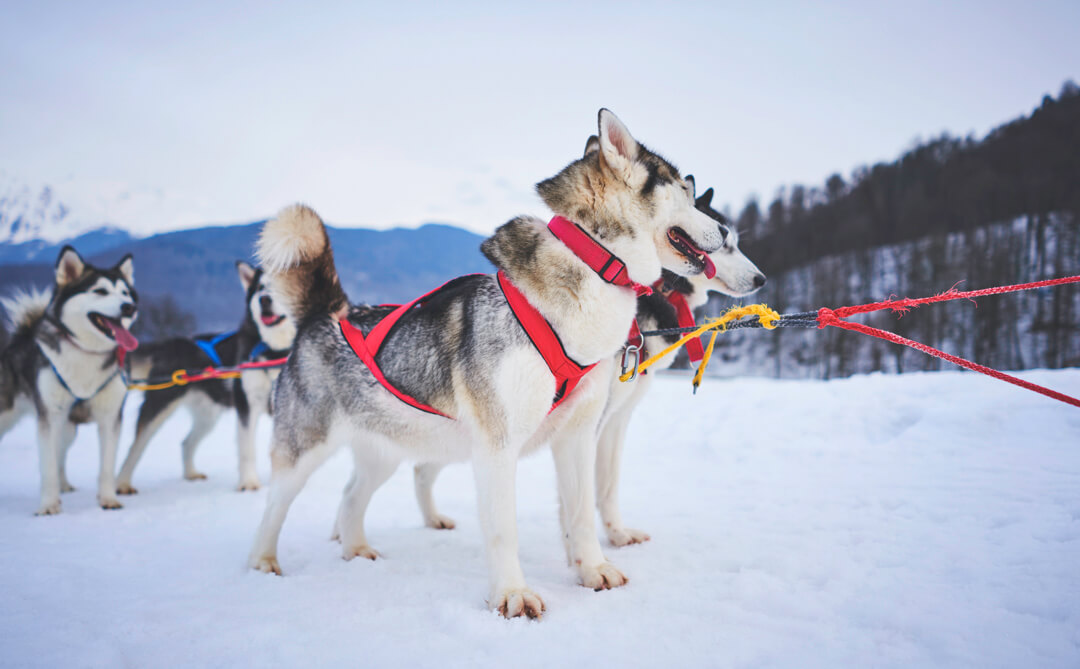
[536,109,726,286]
[683,181,766,299]
[51,246,139,354]
[237,260,296,351]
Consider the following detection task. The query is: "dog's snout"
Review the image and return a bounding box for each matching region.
[753,274,767,289]
[259,295,273,309]
[120,302,137,318]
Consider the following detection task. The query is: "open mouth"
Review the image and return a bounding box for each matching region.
[667,228,716,278]
[260,313,286,327]
[89,312,139,351]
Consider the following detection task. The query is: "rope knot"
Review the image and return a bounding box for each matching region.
[816,307,837,328]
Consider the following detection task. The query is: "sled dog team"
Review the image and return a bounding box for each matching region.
[0,110,764,618]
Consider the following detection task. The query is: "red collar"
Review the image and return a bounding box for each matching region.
[547,216,653,297]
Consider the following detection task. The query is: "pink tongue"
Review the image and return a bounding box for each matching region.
[261,315,277,325]
[702,254,716,279]
[105,320,139,351]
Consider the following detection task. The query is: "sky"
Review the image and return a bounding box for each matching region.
[1,0,1078,236]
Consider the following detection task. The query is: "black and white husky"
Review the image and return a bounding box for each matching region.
[409,178,767,545]
[0,247,138,514]
[117,261,295,493]
[249,109,726,618]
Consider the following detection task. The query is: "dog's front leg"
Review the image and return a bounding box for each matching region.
[551,420,628,591]
[95,409,123,509]
[35,413,66,515]
[472,445,544,619]
[235,399,262,492]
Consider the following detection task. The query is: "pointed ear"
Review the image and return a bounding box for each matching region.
[583,135,600,157]
[685,174,696,198]
[115,254,134,284]
[236,260,256,292]
[597,109,639,179]
[55,246,85,287]
[696,187,715,210]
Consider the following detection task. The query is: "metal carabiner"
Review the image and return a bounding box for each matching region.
[620,344,641,382]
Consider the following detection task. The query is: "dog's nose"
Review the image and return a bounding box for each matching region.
[121,302,137,318]
[259,295,273,310]
[753,274,767,289]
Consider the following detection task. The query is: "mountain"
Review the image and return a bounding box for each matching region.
[0,172,88,244]
[0,221,492,335]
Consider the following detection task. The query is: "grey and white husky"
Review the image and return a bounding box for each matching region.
[409,176,767,545]
[117,261,295,493]
[0,247,138,514]
[249,109,726,618]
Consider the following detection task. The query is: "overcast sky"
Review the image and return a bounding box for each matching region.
[2,0,1078,235]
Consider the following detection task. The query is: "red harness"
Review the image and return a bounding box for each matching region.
[664,289,705,363]
[340,217,650,418]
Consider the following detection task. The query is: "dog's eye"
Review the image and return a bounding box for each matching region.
[719,226,730,242]
[93,288,108,296]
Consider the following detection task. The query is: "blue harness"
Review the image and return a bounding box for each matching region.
[48,360,125,405]
[195,330,271,365]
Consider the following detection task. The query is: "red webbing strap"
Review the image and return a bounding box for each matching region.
[665,290,704,363]
[339,316,451,418]
[547,216,653,297]
[497,271,596,411]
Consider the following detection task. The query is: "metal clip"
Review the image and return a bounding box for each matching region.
[620,344,641,382]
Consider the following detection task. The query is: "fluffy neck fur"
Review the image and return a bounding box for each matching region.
[34,318,118,400]
[482,217,639,365]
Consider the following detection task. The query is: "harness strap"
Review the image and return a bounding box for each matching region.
[664,291,704,363]
[547,216,653,297]
[194,330,237,366]
[497,271,595,411]
[248,340,269,361]
[48,361,124,403]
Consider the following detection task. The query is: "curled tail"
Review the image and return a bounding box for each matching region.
[1,288,51,338]
[256,204,349,327]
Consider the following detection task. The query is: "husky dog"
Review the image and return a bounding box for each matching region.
[249,109,725,618]
[0,247,138,514]
[117,261,294,493]
[410,177,767,544]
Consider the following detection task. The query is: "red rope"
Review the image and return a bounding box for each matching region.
[815,275,1080,409]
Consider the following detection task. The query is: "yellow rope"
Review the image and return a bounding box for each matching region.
[619,303,780,384]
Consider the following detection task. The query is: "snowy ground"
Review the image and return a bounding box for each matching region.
[1,369,1079,668]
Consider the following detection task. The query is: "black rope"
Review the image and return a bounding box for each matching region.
[639,311,820,338]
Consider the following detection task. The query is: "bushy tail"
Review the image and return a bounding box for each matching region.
[256,204,348,327]
[1,288,51,338]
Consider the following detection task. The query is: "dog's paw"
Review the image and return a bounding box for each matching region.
[250,556,282,575]
[184,471,208,481]
[329,527,341,542]
[342,544,380,561]
[490,588,545,619]
[237,478,261,492]
[60,482,76,493]
[579,562,628,591]
[425,513,456,530]
[98,496,123,510]
[607,526,651,547]
[35,500,62,516]
[116,482,138,495]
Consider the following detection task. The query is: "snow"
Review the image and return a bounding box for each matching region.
[1,369,1079,668]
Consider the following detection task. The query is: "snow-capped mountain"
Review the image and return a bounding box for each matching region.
[0,171,91,244]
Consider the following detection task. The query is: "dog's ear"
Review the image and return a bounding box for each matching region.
[236,260,257,292]
[597,109,639,179]
[685,174,696,198]
[583,135,600,157]
[55,246,85,287]
[695,187,715,210]
[115,254,134,285]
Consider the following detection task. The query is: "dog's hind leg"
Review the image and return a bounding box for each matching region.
[338,445,399,561]
[414,462,455,529]
[117,395,183,495]
[57,422,77,493]
[248,438,336,575]
[329,471,355,542]
[596,405,650,547]
[181,401,224,481]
